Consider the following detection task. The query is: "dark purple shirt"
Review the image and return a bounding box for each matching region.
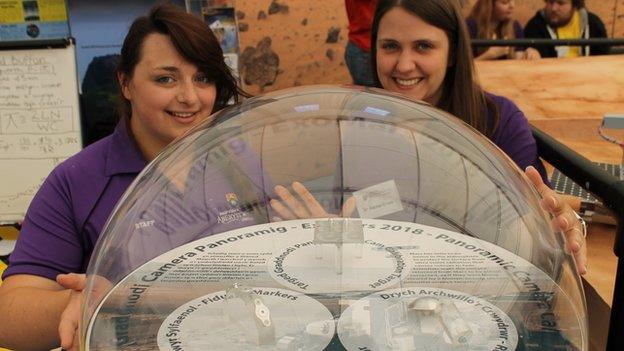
[3,122,270,281]
[466,18,524,40]
[3,122,146,280]
[487,92,548,183]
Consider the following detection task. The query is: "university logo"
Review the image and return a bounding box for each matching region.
[226,192,239,208]
[218,193,252,224]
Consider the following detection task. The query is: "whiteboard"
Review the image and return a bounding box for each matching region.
[0,43,82,223]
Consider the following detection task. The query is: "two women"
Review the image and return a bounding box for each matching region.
[0,1,586,349]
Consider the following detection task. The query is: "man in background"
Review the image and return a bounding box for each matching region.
[344,0,377,86]
[524,0,609,58]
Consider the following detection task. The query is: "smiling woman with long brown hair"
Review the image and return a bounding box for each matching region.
[369,0,586,277]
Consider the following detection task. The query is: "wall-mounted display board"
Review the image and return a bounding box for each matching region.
[0,40,82,223]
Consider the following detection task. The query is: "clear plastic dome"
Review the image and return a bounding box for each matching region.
[81,85,587,350]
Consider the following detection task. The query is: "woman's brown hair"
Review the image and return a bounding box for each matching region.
[468,0,517,58]
[371,0,499,137]
[116,2,247,120]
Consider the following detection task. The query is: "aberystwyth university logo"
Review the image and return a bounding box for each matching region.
[226,192,239,208]
[217,192,252,224]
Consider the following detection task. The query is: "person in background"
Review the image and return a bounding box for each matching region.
[524,0,609,58]
[466,0,541,60]
[0,3,245,350]
[344,0,378,86]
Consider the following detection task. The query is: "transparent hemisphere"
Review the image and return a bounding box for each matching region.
[81,85,587,351]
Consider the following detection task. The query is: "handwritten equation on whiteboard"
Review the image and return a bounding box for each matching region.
[0,46,82,222]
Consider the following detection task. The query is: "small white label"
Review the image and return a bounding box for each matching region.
[353,180,403,218]
[294,104,320,112]
[363,106,390,116]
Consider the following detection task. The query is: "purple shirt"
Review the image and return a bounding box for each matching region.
[106,143,270,280]
[4,122,270,281]
[3,122,146,280]
[487,92,549,183]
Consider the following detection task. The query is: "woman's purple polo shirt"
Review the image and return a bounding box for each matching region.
[487,92,549,184]
[3,122,146,281]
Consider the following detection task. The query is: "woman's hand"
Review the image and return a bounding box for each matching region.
[525,166,588,275]
[476,46,511,60]
[56,273,112,351]
[270,182,356,220]
[522,47,541,60]
[57,273,86,351]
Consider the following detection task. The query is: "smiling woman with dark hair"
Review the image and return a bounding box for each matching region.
[0,4,246,350]
[368,0,587,275]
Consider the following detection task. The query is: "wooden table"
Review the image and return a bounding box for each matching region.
[477,55,624,350]
[476,55,624,163]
